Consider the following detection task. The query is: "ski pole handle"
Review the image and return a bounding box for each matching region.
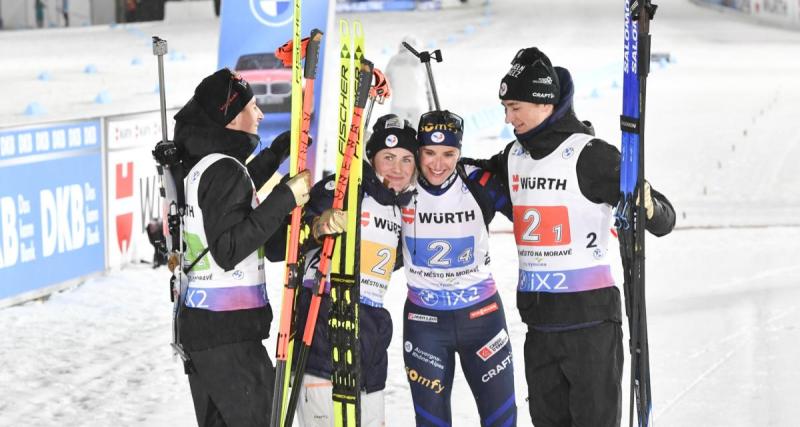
[402,41,442,110]
[152,36,169,144]
[304,29,323,79]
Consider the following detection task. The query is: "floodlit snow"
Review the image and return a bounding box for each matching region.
[2,0,800,426]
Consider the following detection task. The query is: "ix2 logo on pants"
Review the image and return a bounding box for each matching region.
[249,0,293,27]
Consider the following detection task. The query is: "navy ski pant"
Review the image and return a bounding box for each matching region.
[403,293,517,427]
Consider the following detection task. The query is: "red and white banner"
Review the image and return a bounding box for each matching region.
[105,111,176,269]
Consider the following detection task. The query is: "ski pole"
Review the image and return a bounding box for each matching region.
[363,67,392,130]
[402,41,442,110]
[271,28,323,427]
[283,58,374,427]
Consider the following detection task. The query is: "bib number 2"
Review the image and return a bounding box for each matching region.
[513,205,571,246]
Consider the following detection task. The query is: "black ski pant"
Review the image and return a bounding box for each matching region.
[187,340,275,427]
[524,321,623,427]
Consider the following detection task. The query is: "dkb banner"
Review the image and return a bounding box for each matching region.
[0,120,105,302]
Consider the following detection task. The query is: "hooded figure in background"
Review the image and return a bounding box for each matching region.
[384,35,431,129]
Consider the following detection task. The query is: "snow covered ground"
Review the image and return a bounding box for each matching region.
[2,0,800,426]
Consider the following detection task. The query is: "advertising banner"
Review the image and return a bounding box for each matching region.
[0,120,104,301]
[217,0,334,176]
[105,111,176,269]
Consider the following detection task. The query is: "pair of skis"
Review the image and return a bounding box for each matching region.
[273,18,381,427]
[270,0,323,422]
[616,1,657,426]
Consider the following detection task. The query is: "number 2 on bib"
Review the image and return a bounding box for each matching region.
[513,205,571,246]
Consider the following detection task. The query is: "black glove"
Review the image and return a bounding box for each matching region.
[269,130,314,163]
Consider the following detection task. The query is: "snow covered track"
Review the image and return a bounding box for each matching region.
[0,267,194,426]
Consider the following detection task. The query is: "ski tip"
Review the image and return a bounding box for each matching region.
[352,20,363,33]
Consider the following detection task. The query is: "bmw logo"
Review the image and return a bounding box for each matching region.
[325,180,336,191]
[419,289,439,306]
[593,248,604,259]
[249,0,293,27]
[404,341,413,353]
[562,147,574,159]
[499,82,508,96]
[233,270,244,280]
[430,132,445,143]
[385,134,398,147]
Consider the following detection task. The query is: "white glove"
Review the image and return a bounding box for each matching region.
[636,181,655,220]
[312,208,348,241]
[285,170,311,206]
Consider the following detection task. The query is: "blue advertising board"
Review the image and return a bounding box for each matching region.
[0,121,104,301]
[218,0,333,176]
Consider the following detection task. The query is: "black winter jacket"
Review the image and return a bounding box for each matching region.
[174,98,296,351]
[469,67,676,327]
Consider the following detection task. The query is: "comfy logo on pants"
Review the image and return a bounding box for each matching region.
[405,367,445,394]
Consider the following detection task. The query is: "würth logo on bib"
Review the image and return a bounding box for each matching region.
[476,329,509,362]
[514,176,567,191]
[401,208,415,224]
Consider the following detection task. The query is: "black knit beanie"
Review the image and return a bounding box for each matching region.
[194,68,255,126]
[366,114,419,160]
[499,47,560,105]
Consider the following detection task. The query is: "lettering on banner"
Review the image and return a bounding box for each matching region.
[1,195,39,268]
[68,127,82,148]
[35,131,50,152]
[39,183,101,258]
[52,130,66,150]
[0,134,14,156]
[481,353,513,383]
[139,176,161,228]
[18,133,33,154]
[476,329,510,362]
[83,126,97,146]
